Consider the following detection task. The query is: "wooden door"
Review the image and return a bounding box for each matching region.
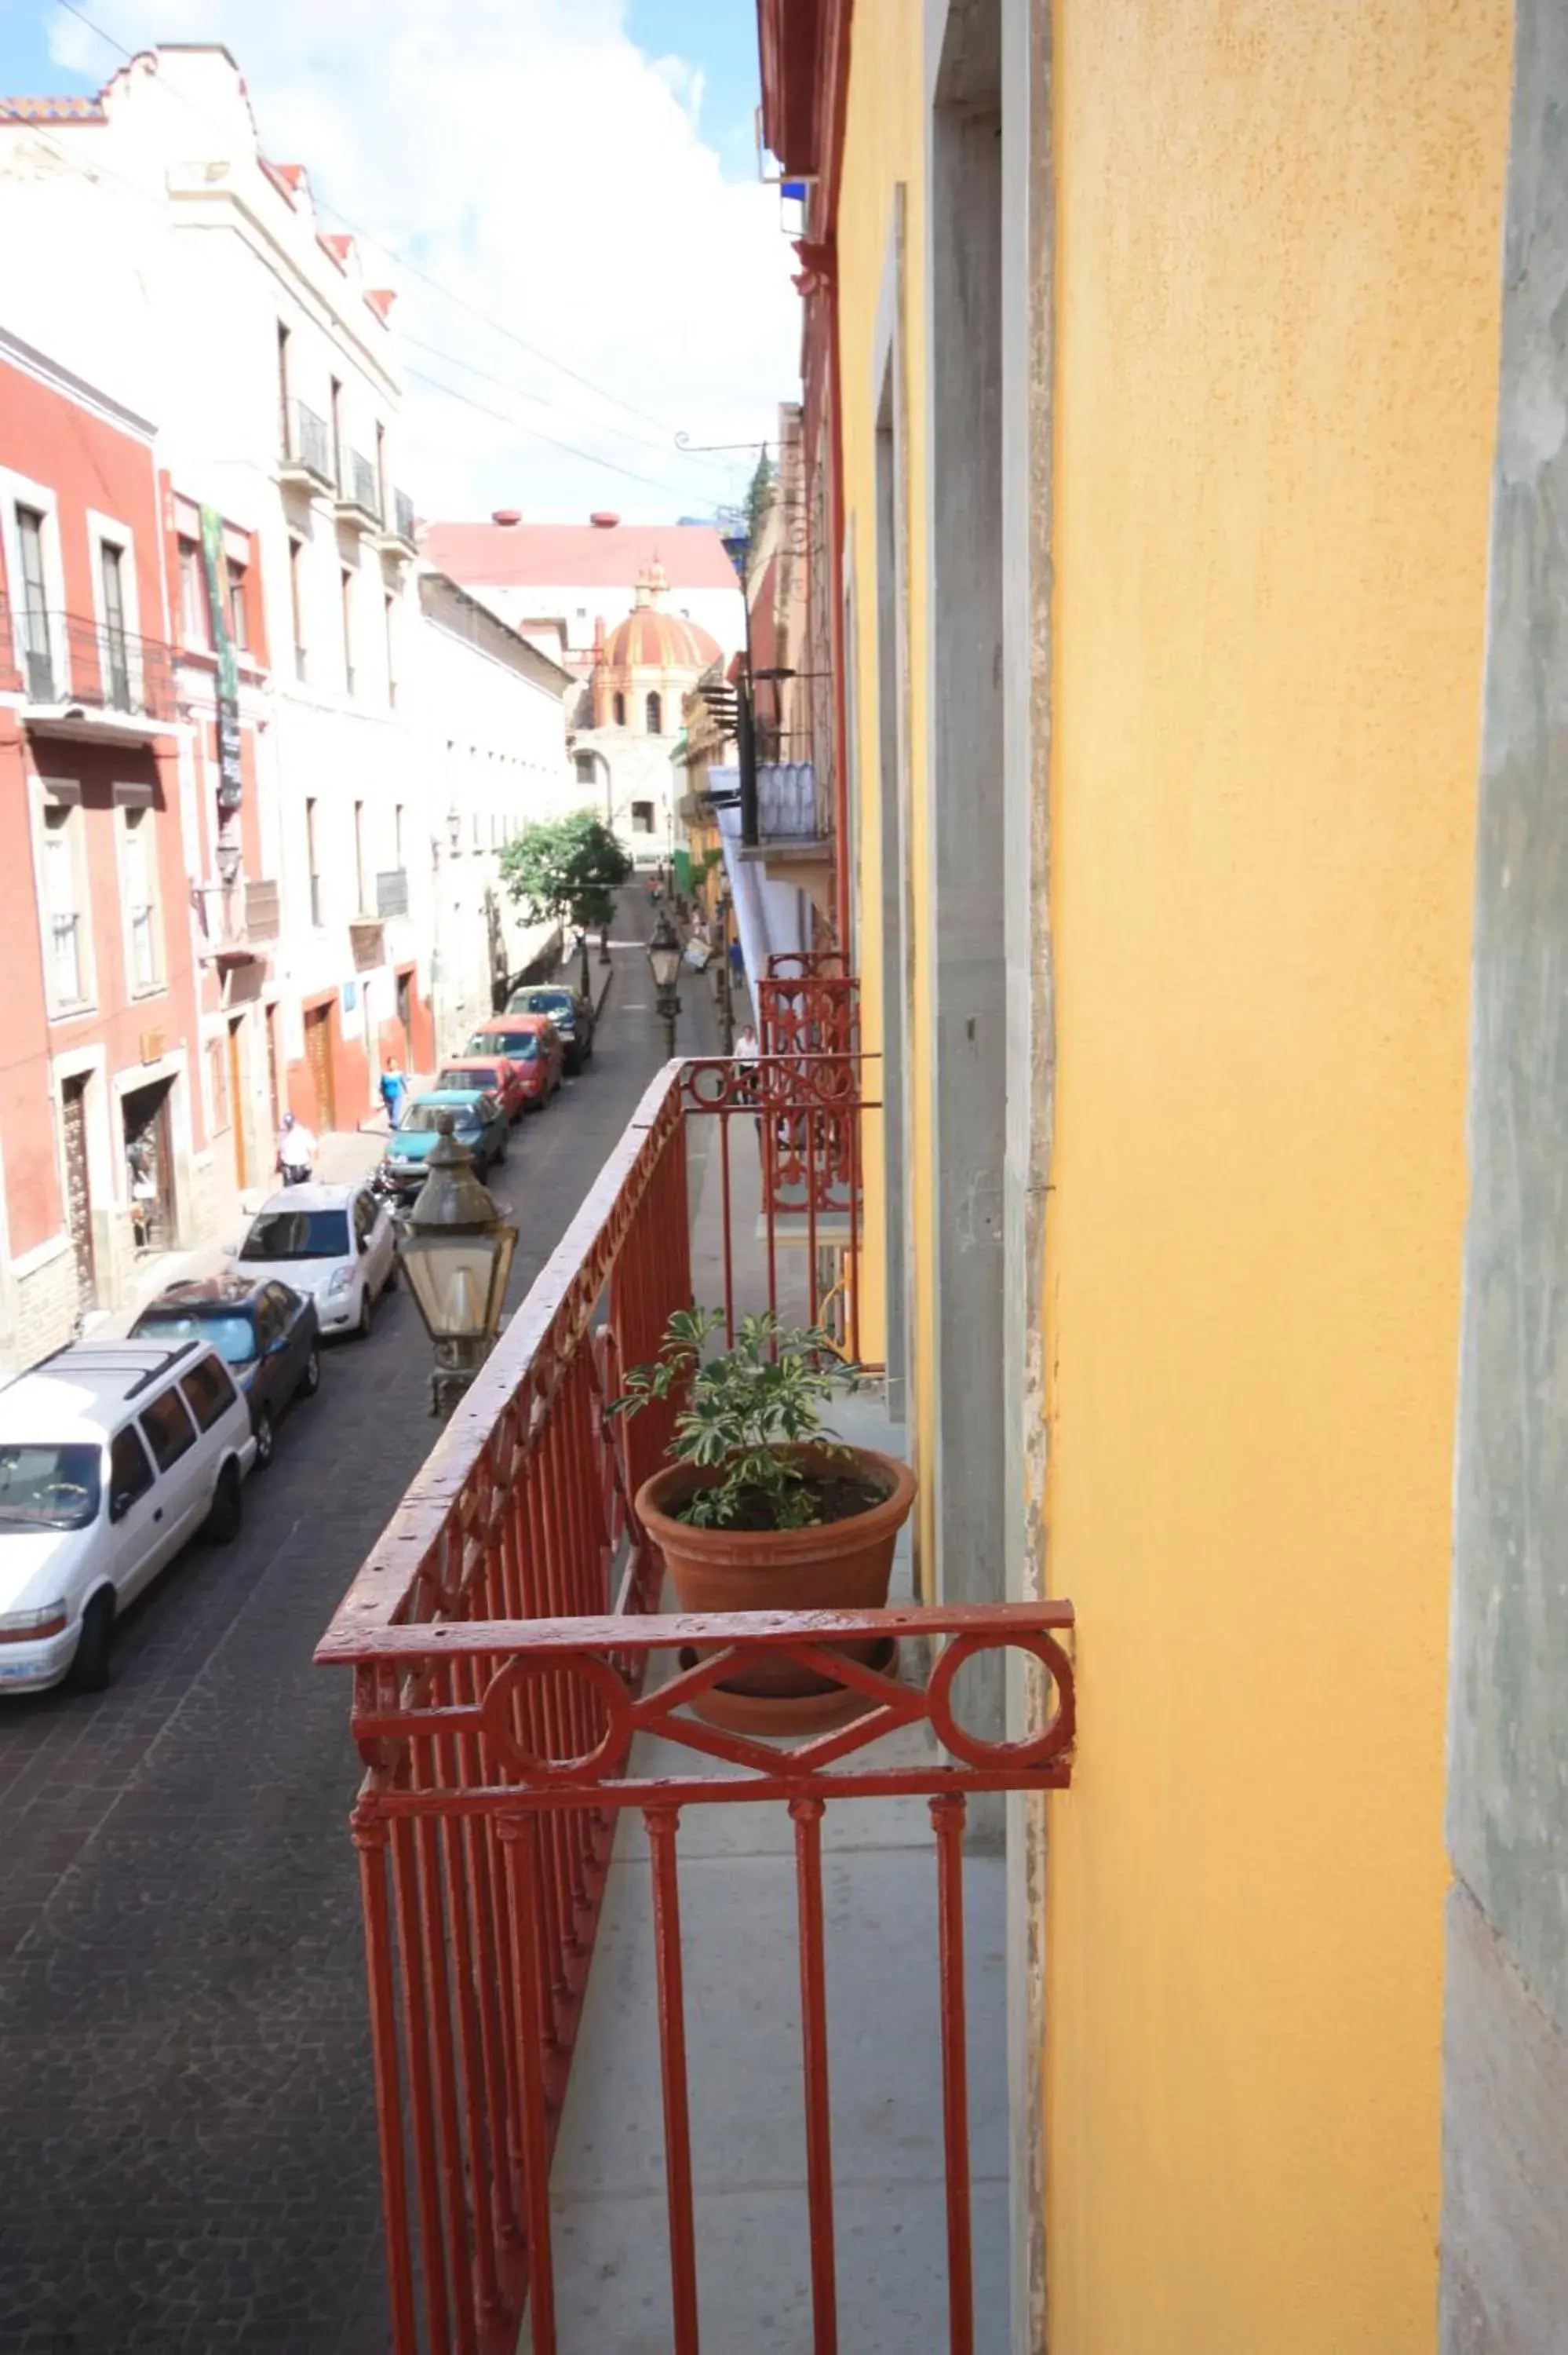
[60,1075,96,1312]
[265,1003,281,1130]
[226,1019,246,1192]
[304,1006,336,1131]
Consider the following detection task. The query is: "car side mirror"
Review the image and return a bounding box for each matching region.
[357,1234,370,1254]
[110,1489,134,1524]
[268,1333,291,1355]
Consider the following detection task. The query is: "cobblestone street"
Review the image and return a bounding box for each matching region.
[0,902,709,2353]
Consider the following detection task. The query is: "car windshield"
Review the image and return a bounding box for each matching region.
[512,991,574,1022]
[439,1066,498,1092]
[133,1310,257,1367]
[399,1101,473,1135]
[240,1209,350,1262]
[474,1031,538,1062]
[0,1442,102,1532]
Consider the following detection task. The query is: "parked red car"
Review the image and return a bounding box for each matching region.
[466,1018,564,1109]
[435,1054,526,1123]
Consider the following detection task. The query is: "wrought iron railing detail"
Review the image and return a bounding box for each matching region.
[282,398,334,484]
[0,597,177,724]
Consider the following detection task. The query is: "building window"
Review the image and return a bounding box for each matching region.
[277,320,291,457]
[179,536,209,648]
[394,802,406,868]
[17,504,54,696]
[631,800,655,834]
[289,535,306,679]
[472,810,482,852]
[98,539,130,706]
[645,691,662,736]
[375,420,387,520]
[354,800,369,915]
[575,754,596,785]
[384,591,397,706]
[122,805,160,992]
[305,796,323,926]
[41,800,88,1010]
[612,691,625,728]
[340,567,355,695]
[330,376,345,490]
[227,559,249,652]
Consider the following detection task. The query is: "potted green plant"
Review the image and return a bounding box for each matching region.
[616,1308,917,1731]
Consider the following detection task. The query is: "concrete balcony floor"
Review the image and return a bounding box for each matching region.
[537,1110,1010,2348]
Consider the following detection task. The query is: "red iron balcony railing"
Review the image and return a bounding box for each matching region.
[317,1051,1076,2354]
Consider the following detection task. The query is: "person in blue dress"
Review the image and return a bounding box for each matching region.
[380,1057,408,1131]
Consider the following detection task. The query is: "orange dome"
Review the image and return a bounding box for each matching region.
[603,563,721,674]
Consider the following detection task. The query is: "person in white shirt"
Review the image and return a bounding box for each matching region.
[276,1113,316,1186]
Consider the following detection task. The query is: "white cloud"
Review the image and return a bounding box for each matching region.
[47,0,800,521]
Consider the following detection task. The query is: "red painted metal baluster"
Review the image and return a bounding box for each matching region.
[501,1813,559,2355]
[719,1105,735,1346]
[930,1795,974,2354]
[806,1082,820,1331]
[354,1811,419,2355]
[646,1806,701,2353]
[848,1079,862,1366]
[789,1795,838,2353]
[414,1803,479,2354]
[392,1809,451,2353]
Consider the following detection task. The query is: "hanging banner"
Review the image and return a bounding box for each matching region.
[200,506,244,814]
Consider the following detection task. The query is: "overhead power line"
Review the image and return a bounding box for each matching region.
[51,0,738,465]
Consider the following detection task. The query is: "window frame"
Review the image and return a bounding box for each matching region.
[181,1352,239,1434]
[32,778,94,1018]
[0,469,69,698]
[118,794,163,998]
[139,1383,198,1474]
[108,1422,156,1517]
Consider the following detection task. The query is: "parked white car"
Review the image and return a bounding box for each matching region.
[0,1339,257,1695]
[229,1181,397,1339]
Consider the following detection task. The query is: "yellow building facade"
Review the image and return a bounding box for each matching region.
[819,0,1515,2346]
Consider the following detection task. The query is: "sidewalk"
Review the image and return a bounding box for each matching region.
[89,1123,390,1338]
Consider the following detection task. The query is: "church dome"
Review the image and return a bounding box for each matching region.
[603,562,721,674]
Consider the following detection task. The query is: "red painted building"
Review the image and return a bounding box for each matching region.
[0,325,262,1370]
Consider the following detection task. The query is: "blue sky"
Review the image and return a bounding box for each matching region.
[0,0,797,522]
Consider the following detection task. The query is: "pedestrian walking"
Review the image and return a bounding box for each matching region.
[379,1056,407,1132]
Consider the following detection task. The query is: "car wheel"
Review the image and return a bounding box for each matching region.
[253,1405,275,1470]
[206,1462,243,1545]
[356,1287,374,1340]
[495,1130,508,1166]
[297,1344,321,1399]
[71,1589,115,1693]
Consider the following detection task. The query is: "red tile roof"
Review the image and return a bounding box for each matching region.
[425,520,740,593]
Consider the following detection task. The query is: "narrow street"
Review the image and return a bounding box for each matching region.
[0,890,713,2355]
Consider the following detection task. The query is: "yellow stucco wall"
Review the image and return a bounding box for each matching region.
[836,0,937,1586]
[1043,2,1511,2347]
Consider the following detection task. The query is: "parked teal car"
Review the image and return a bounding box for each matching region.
[381,1089,508,1203]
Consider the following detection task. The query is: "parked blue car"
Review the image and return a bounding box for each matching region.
[381,1088,509,1203]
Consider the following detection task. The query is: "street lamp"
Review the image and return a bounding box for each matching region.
[399,1111,518,1419]
[647,907,683,1058]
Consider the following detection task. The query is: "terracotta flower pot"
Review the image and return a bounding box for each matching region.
[635,1444,917,1729]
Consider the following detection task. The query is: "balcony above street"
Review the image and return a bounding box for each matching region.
[279,396,335,493]
[335,449,383,534]
[1,597,178,743]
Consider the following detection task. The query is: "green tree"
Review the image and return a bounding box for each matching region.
[745,446,777,551]
[500,810,633,991]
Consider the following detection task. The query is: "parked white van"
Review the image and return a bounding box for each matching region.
[0,1340,257,1695]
